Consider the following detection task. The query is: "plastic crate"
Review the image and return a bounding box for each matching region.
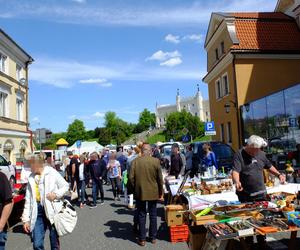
[170,224,189,243]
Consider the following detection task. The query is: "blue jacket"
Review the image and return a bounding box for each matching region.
[89,159,106,180]
[203,152,218,169]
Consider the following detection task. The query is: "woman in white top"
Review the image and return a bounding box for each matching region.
[78,155,89,208]
[106,153,122,201]
[22,153,69,250]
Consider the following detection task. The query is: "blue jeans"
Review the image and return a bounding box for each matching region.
[136,200,157,241]
[32,203,59,250]
[0,231,7,250]
[92,178,104,205]
[78,180,88,203]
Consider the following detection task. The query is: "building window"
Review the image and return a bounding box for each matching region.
[16,64,23,81]
[220,124,225,142]
[206,111,209,116]
[215,48,219,61]
[0,53,7,73]
[220,41,225,55]
[215,79,222,99]
[195,112,197,116]
[227,122,232,143]
[0,92,7,117]
[16,99,23,121]
[222,74,229,96]
[192,103,195,107]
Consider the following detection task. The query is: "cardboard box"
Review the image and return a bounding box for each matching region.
[189,226,207,250]
[190,210,218,226]
[165,209,185,226]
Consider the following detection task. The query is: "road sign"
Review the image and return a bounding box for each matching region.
[76,140,82,148]
[205,121,216,136]
[182,134,190,143]
[289,118,298,128]
[182,128,189,135]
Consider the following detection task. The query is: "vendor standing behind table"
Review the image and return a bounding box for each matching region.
[169,143,183,179]
[202,144,218,172]
[232,135,286,203]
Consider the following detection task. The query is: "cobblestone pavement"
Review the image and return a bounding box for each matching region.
[6,185,300,250]
[7,185,188,250]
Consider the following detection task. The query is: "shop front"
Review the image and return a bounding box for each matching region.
[241,83,300,171]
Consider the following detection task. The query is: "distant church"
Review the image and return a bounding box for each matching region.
[155,86,211,128]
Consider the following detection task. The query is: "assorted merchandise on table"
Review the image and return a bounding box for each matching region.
[164,176,300,249]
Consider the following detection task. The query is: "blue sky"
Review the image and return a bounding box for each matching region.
[0,0,277,132]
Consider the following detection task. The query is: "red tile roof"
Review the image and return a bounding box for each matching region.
[229,12,300,51]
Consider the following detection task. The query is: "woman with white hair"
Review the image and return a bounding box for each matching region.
[22,153,69,250]
[232,135,285,202]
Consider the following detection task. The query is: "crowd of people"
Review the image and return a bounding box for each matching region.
[1,136,299,249]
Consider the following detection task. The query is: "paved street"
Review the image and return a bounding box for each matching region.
[7,185,188,250]
[6,185,300,250]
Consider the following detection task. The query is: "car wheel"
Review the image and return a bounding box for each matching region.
[9,176,16,189]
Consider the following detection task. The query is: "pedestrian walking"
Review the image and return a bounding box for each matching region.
[0,172,14,250]
[78,155,89,208]
[107,153,122,201]
[169,143,183,179]
[22,152,69,250]
[128,144,163,247]
[185,145,193,174]
[89,152,106,208]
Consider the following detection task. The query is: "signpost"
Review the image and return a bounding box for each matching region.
[205,121,216,136]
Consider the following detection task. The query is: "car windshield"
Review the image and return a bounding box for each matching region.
[212,145,233,160]
[163,147,172,156]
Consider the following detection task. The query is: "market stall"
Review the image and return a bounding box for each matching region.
[164,175,300,249]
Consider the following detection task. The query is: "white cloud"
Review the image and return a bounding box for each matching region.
[160,57,182,67]
[30,56,202,88]
[0,0,277,27]
[146,50,181,62]
[92,111,105,118]
[165,34,180,44]
[79,78,113,87]
[183,34,203,43]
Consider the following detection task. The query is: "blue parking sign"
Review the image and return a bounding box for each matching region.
[205,121,215,132]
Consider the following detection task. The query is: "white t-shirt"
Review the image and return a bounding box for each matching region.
[107,160,121,179]
[79,163,85,181]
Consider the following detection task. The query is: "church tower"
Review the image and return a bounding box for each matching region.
[176,88,181,112]
[196,84,204,121]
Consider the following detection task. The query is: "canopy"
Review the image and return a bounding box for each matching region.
[67,141,104,155]
[56,138,69,146]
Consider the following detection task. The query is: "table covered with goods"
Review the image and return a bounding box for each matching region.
[164,174,300,250]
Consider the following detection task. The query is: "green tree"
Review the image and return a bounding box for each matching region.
[134,109,156,133]
[165,110,204,141]
[43,132,67,150]
[66,119,86,145]
[98,127,112,146]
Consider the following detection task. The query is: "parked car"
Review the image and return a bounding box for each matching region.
[0,155,15,187]
[159,142,185,160]
[190,141,235,172]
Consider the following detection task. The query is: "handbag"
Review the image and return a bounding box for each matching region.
[70,182,78,201]
[52,199,78,237]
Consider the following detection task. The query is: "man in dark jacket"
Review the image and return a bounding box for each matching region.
[89,152,107,208]
[169,143,183,178]
[128,144,163,247]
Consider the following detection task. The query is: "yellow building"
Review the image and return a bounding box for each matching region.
[203,2,300,151]
[0,28,33,164]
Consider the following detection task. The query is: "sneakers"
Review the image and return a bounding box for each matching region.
[89,204,97,209]
[99,200,104,205]
[117,195,121,201]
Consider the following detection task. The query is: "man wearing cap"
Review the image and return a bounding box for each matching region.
[232,135,286,202]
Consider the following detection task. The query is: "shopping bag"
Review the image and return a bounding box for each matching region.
[70,182,78,201]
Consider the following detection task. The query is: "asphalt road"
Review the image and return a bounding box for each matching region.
[6,185,188,250]
[6,185,300,250]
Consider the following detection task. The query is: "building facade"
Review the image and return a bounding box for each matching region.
[0,29,33,164]
[156,88,210,128]
[203,0,300,151]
